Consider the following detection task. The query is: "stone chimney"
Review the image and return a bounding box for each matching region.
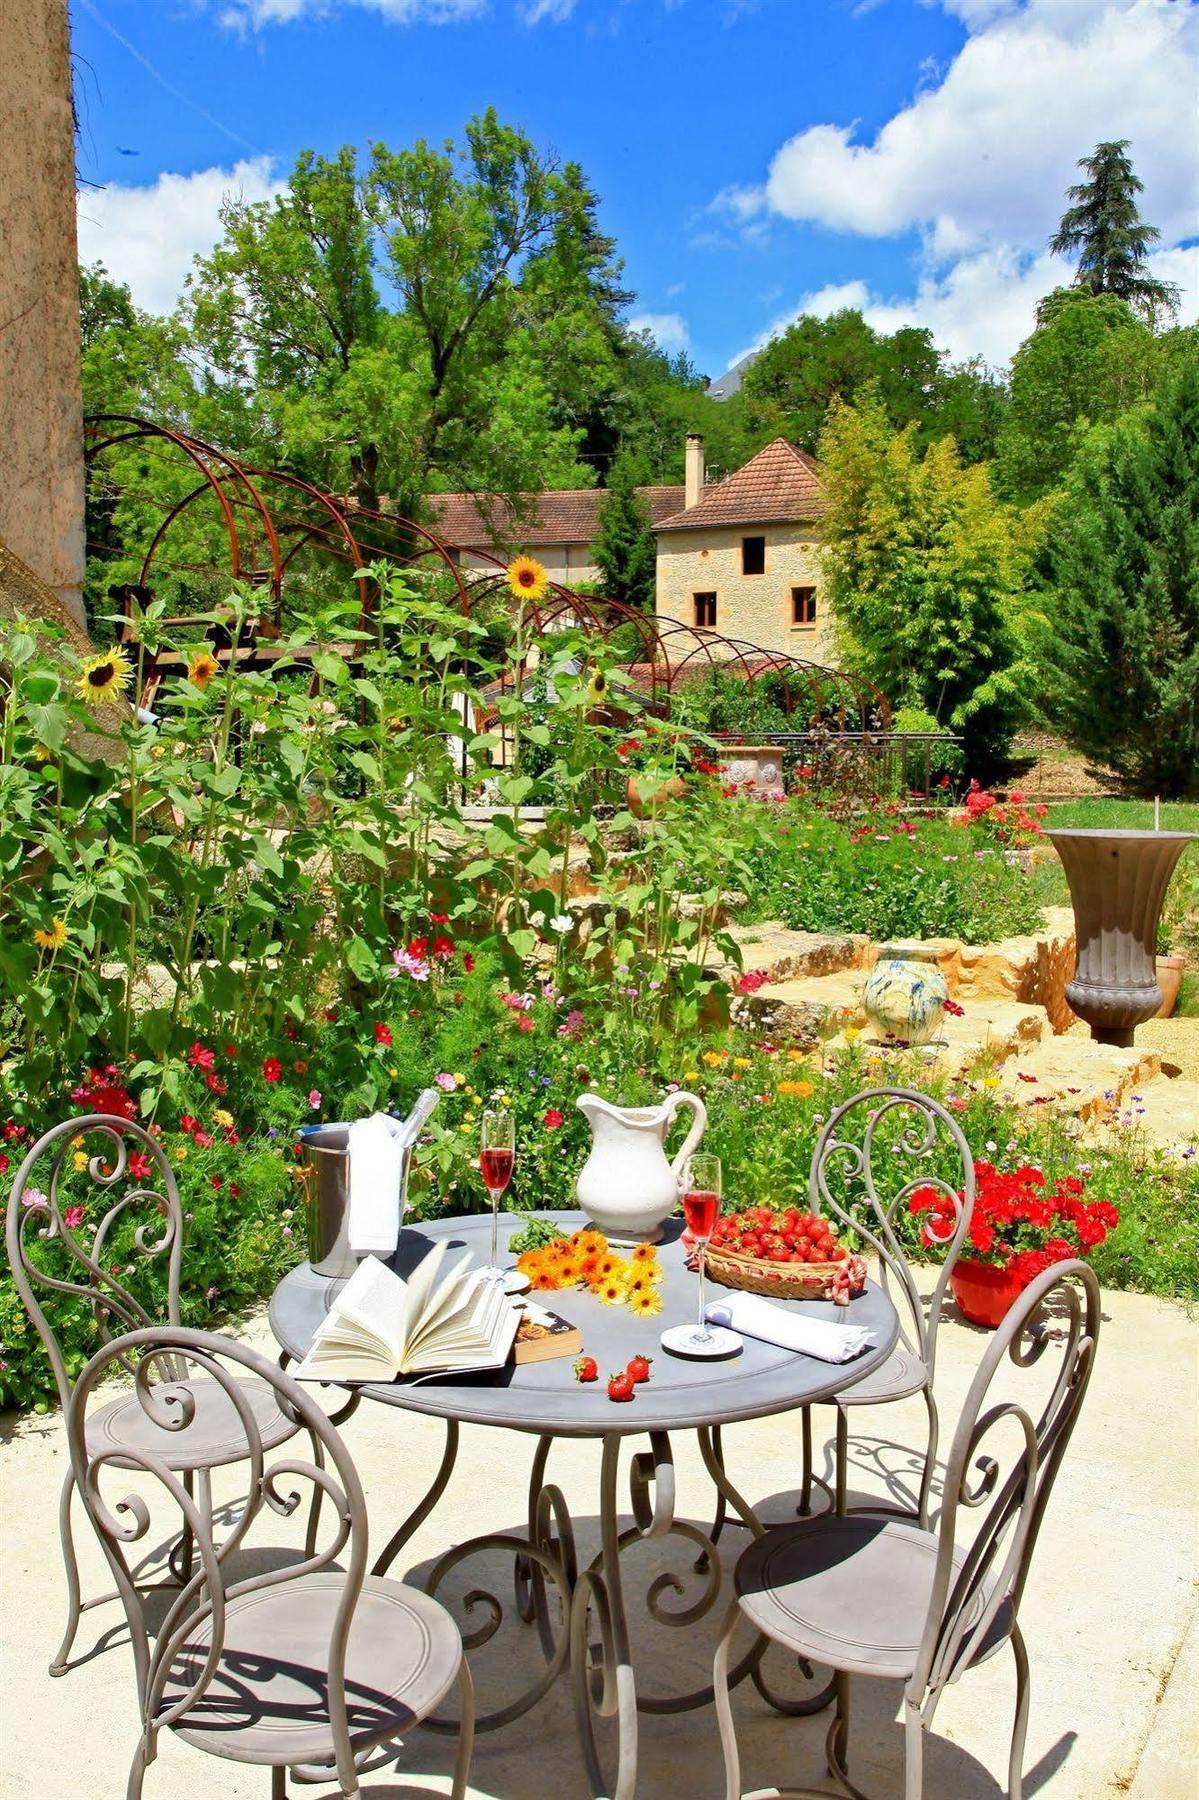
[685,433,706,510]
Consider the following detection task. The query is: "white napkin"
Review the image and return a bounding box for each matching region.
[346,1113,407,1255]
[705,1292,875,1364]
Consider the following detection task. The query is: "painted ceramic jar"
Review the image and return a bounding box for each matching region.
[862,943,949,1045]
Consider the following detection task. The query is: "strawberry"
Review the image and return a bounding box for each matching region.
[627,1353,652,1384]
[574,1356,598,1383]
[608,1371,636,1402]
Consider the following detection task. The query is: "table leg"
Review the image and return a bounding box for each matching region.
[371,1418,460,1578]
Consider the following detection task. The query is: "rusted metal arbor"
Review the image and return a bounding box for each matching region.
[83,415,887,732]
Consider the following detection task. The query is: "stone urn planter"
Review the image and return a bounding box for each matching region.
[1049,830,1195,1047]
[862,943,949,1044]
[718,745,785,794]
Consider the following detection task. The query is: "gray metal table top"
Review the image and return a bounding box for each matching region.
[269,1211,900,1438]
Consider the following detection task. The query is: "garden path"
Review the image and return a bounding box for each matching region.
[1,1281,1194,1800]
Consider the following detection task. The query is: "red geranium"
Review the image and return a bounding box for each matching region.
[262,1057,283,1083]
[908,1158,1117,1292]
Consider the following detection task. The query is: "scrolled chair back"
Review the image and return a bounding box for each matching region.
[66,1325,368,1792]
[5,1114,184,1409]
[911,1259,1100,1707]
[809,1086,975,1376]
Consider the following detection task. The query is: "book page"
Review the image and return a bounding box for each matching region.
[295,1256,408,1379]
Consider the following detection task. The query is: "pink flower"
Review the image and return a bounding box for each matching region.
[307,1089,322,1109]
[21,1186,47,1210]
[64,1203,86,1230]
[434,1072,457,1092]
[390,947,430,982]
[557,1008,585,1040]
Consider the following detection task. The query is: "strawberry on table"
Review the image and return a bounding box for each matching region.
[574,1356,598,1383]
[607,1371,636,1402]
[627,1354,652,1385]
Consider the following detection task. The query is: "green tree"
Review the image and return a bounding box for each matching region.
[591,457,657,607]
[1049,139,1180,322]
[1037,360,1199,797]
[820,394,1038,773]
[998,289,1159,501]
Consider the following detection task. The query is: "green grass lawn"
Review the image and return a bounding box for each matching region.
[1043,799,1199,832]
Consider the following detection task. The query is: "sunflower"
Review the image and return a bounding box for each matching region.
[188,650,220,690]
[76,647,132,706]
[33,916,68,951]
[507,555,549,601]
[628,1286,663,1320]
[585,666,607,707]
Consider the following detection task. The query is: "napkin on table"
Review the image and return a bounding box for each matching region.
[705,1292,875,1364]
[346,1113,407,1255]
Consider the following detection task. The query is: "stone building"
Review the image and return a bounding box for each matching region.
[0,0,86,629]
[425,485,685,587]
[654,435,831,661]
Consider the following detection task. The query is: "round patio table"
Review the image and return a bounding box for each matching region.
[270,1211,899,1800]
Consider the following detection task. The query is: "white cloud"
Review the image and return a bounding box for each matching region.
[719,0,1199,368]
[737,243,1198,372]
[521,0,577,19]
[757,0,1196,254]
[76,158,285,317]
[628,311,692,352]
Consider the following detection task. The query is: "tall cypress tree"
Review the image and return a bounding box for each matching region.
[1040,361,1199,796]
[1049,140,1179,322]
[592,462,657,608]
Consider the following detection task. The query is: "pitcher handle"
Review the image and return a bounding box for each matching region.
[666,1091,708,1186]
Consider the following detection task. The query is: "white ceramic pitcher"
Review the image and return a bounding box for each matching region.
[575,1090,708,1243]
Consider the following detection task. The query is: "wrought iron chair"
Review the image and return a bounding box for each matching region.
[5,1114,311,1675]
[715,1259,1101,1800]
[67,1323,475,1799]
[798,1089,976,1525]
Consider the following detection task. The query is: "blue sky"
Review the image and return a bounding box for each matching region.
[73,0,1197,376]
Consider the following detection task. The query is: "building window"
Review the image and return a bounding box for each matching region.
[791,586,817,626]
[693,591,717,628]
[741,535,766,576]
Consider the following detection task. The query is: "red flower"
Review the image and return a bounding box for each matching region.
[187,1042,216,1071]
[517,1014,535,1033]
[544,1108,565,1129]
[64,1203,87,1230]
[942,998,965,1017]
[429,912,449,925]
[407,937,428,960]
[374,1022,393,1047]
[224,1042,238,1057]
[293,1059,308,1075]
[432,934,455,959]
[179,1114,199,1136]
[324,1007,340,1023]
[193,1130,215,1148]
[128,1151,152,1180]
[463,952,476,974]
[262,1057,283,1083]
[229,1184,241,1199]
[284,1022,298,1041]
[210,1176,223,1190]
[206,1071,228,1094]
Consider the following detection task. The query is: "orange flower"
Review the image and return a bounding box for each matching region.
[188,650,220,690]
[631,1242,658,1265]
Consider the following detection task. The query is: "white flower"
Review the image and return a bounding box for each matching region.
[549,913,573,935]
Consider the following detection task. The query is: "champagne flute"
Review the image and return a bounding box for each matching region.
[479,1109,515,1276]
[682,1151,722,1348]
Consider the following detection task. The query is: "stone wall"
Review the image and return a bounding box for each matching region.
[458,544,599,585]
[0,0,86,627]
[655,523,833,661]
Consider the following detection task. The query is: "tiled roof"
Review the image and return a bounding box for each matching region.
[424,486,686,550]
[655,439,826,532]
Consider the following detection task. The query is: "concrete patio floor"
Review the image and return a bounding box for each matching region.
[1,1283,1195,1800]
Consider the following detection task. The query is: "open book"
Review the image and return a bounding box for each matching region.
[295,1244,519,1381]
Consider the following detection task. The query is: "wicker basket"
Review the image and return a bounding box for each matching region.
[704,1244,867,1303]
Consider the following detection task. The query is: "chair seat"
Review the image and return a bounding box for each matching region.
[833,1343,928,1407]
[734,1513,1011,1680]
[168,1572,462,1765]
[86,1375,297,1473]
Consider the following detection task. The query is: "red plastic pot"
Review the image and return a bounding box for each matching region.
[950,1258,1025,1329]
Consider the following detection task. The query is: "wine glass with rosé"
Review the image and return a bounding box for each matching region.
[681,1152,722,1347]
[479,1109,516,1283]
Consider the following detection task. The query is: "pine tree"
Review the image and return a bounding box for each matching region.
[1049,140,1179,322]
[1039,360,1199,796]
[592,463,657,609]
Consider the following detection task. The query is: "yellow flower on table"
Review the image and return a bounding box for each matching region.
[598,1274,627,1306]
[76,647,131,705]
[33,916,69,951]
[631,1242,658,1265]
[628,1285,663,1320]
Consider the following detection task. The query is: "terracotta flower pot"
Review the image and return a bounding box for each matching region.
[1155,954,1186,1019]
[950,1258,1026,1329]
[626,772,686,818]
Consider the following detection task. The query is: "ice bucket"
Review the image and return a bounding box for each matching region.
[299,1090,439,1278]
